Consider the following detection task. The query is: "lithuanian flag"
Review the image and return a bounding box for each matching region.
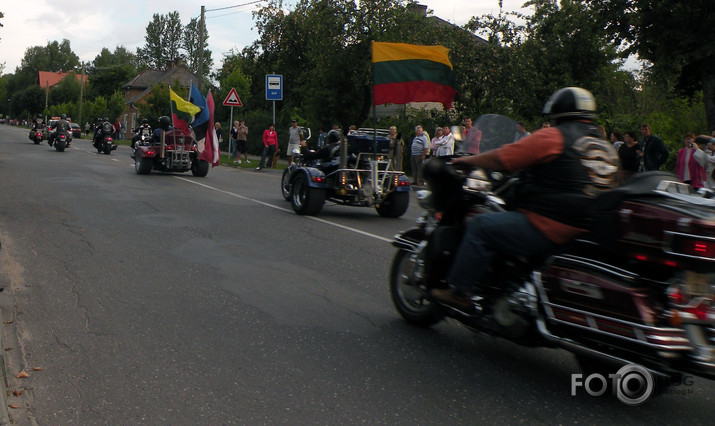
[372,41,456,110]
[170,87,201,135]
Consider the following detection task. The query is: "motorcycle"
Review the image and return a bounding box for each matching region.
[51,131,69,152]
[28,128,44,144]
[94,121,117,155]
[389,114,715,400]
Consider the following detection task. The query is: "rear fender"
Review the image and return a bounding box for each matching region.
[395,175,412,192]
[294,167,328,189]
[136,146,158,158]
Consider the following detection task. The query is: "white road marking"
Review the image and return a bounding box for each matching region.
[175,176,393,243]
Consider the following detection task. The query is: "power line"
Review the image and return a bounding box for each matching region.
[205,0,265,13]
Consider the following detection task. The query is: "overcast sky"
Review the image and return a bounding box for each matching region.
[0,1,531,74]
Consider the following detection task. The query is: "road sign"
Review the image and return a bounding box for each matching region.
[266,74,283,101]
[223,88,243,107]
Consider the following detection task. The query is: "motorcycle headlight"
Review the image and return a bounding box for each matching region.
[466,170,491,191]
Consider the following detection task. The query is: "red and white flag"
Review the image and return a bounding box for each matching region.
[200,90,220,167]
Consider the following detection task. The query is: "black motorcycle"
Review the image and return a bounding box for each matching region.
[94,121,117,155]
[389,114,715,404]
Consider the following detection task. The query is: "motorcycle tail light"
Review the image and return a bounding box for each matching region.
[668,233,715,261]
[107,137,113,141]
[311,176,325,183]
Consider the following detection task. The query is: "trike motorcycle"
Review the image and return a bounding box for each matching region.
[281,128,411,217]
[133,128,210,177]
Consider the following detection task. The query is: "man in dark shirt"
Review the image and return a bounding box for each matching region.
[640,123,669,171]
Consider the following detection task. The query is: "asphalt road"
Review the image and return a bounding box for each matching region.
[0,124,712,424]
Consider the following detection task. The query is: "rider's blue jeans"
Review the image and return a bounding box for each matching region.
[447,211,560,293]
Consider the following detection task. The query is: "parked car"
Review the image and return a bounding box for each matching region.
[70,123,82,139]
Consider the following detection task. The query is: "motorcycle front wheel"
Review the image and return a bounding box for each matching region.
[390,249,446,327]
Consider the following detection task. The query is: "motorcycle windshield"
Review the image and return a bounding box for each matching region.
[453,114,518,155]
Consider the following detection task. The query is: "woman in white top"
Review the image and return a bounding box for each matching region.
[429,127,443,157]
[434,125,455,157]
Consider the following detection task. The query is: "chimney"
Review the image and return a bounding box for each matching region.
[407,3,428,17]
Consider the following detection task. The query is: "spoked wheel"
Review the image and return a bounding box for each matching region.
[281,168,292,200]
[389,249,446,327]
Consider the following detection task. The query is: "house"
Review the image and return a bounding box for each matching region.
[37,71,88,89]
[121,58,199,130]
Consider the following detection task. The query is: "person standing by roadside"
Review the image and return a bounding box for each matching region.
[287,119,302,165]
[618,131,642,182]
[640,123,669,171]
[675,133,705,189]
[514,121,530,141]
[236,120,249,164]
[429,127,443,158]
[256,124,278,171]
[410,125,430,186]
[610,131,624,150]
[230,121,240,164]
[434,125,455,158]
[693,135,715,189]
[388,126,404,171]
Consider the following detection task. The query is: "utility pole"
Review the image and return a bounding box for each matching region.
[78,63,85,125]
[198,5,205,91]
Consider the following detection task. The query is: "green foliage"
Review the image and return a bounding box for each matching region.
[137,11,185,69]
[49,73,81,105]
[88,46,138,99]
[587,0,715,131]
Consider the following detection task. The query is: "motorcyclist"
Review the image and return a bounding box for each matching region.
[50,114,71,147]
[31,114,45,131]
[431,87,619,309]
[299,129,341,163]
[93,117,113,149]
[152,116,173,141]
[131,118,152,149]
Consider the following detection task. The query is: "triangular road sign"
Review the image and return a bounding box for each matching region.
[223,88,243,107]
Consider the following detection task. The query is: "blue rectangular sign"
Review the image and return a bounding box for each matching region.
[266,74,283,101]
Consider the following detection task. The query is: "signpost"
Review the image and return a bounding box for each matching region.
[223,88,243,157]
[266,74,283,125]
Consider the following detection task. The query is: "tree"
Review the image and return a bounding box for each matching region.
[88,46,138,99]
[137,11,185,69]
[587,0,715,131]
[184,17,213,80]
[49,73,81,105]
[14,40,79,90]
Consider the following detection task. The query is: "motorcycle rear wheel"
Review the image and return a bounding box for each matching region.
[390,249,446,327]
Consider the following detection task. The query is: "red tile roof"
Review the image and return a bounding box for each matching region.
[37,71,88,88]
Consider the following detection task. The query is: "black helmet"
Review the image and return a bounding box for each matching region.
[96,117,103,123]
[103,117,109,122]
[542,87,596,121]
[158,116,171,130]
[60,114,67,119]
[326,129,341,144]
[141,118,149,125]
[36,113,43,119]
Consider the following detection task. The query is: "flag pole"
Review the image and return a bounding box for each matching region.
[168,84,175,130]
